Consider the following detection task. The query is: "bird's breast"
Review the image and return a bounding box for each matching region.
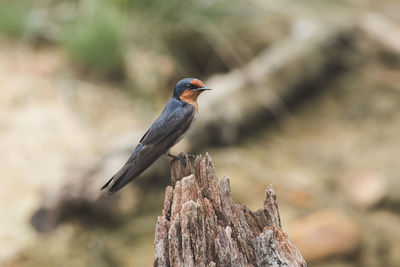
[179,90,201,111]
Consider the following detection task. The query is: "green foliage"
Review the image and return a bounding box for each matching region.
[62,1,126,80]
[117,0,259,76]
[0,1,30,37]
[0,0,270,82]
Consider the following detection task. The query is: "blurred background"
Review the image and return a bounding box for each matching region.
[1,0,400,266]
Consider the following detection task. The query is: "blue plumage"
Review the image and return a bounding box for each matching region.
[101,78,210,194]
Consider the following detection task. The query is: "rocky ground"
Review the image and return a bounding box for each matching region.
[0,42,154,266]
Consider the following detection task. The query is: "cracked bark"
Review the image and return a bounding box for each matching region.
[154,153,306,267]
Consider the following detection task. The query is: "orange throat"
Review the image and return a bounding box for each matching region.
[180,89,201,111]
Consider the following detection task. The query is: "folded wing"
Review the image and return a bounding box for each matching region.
[101,99,195,194]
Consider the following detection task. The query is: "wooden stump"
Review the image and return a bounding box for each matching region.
[154,153,306,267]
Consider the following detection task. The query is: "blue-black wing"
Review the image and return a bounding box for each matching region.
[101,98,195,194]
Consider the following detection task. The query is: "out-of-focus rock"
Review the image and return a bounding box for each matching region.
[382,176,400,211]
[340,170,388,209]
[287,189,313,208]
[360,211,400,267]
[288,210,360,263]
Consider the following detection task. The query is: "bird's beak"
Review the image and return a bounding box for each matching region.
[191,86,211,91]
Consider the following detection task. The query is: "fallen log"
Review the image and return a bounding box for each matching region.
[154,153,306,267]
[183,20,354,150]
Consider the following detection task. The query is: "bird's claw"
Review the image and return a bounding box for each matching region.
[168,152,187,165]
[177,154,187,165]
[187,153,196,160]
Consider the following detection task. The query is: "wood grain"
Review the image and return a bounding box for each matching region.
[154,153,306,267]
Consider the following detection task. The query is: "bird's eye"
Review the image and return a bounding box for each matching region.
[186,83,192,89]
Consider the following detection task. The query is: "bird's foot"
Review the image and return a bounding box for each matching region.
[187,153,196,160]
[167,152,187,165]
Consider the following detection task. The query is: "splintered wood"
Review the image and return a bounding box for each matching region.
[154,154,306,267]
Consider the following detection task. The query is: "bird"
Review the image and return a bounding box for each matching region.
[101,78,211,195]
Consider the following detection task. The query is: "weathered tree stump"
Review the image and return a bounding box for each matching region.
[154,153,306,267]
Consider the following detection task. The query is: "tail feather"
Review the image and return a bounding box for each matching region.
[100,176,114,190]
[101,144,143,194]
[100,143,163,194]
[100,166,130,194]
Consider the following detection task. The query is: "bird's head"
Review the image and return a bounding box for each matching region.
[173,78,211,101]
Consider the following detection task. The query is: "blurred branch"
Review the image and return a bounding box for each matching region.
[186,19,355,148]
[359,13,400,55]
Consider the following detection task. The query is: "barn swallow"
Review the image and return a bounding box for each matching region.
[101,78,211,195]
